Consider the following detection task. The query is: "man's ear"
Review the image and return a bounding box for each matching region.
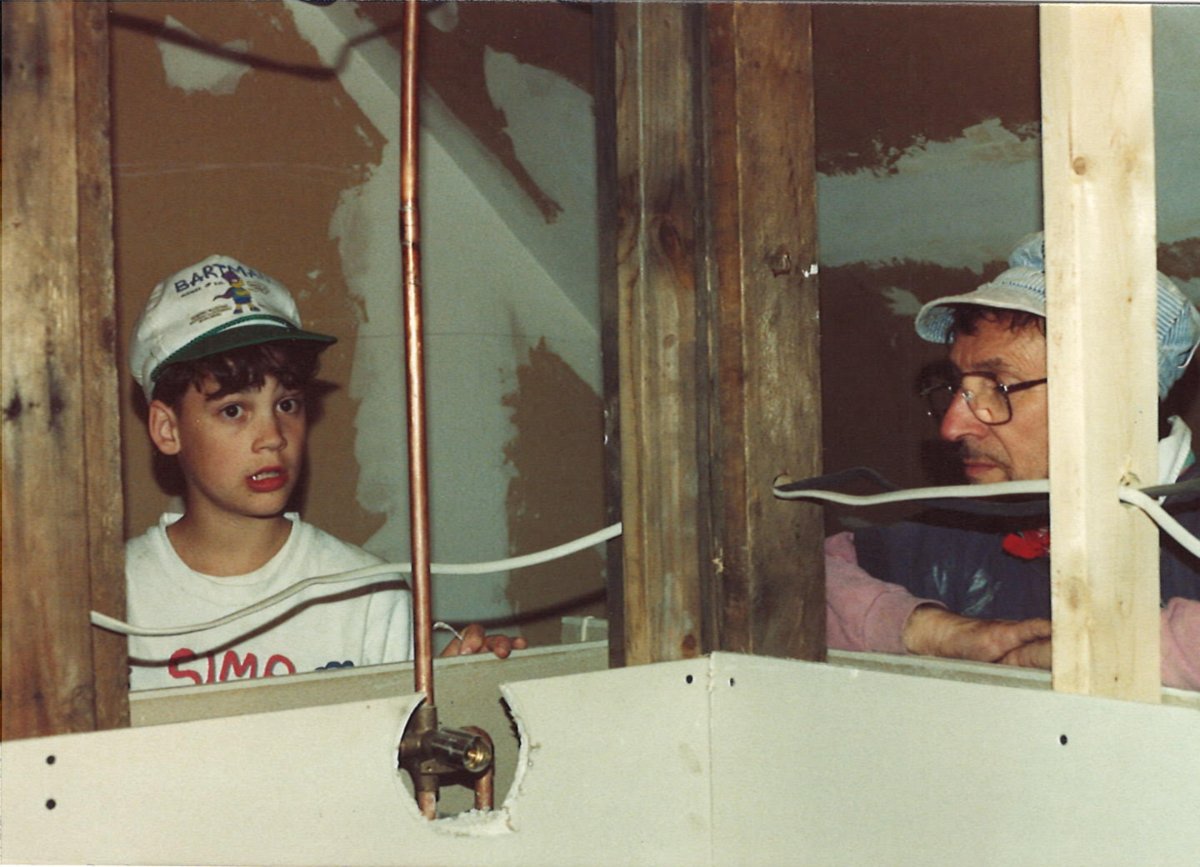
[147,400,182,455]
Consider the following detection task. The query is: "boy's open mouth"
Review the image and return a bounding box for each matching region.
[247,467,289,492]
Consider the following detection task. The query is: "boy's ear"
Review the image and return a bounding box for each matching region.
[147,400,182,456]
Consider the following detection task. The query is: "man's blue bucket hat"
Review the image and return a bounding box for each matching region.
[914,232,1200,398]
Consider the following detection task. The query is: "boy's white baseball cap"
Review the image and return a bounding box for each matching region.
[130,254,336,401]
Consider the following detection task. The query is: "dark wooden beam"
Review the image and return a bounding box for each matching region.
[608,2,824,665]
[702,3,825,659]
[592,2,627,668]
[612,2,707,665]
[75,0,129,731]
[2,0,128,739]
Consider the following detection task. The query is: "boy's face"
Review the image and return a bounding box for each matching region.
[148,373,307,523]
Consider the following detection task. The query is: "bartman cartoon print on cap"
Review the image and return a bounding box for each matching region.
[214,269,262,314]
[129,254,336,401]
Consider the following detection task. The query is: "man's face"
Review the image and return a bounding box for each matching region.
[940,314,1049,483]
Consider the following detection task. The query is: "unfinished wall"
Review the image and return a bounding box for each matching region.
[111,0,605,647]
[812,4,1200,528]
[112,1,387,549]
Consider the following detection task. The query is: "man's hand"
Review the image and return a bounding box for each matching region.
[998,637,1051,670]
[439,623,528,659]
[902,604,1051,662]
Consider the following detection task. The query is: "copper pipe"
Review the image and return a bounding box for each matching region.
[464,726,496,811]
[400,0,434,710]
[416,790,438,820]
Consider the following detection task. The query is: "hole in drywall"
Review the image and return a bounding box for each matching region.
[45,755,56,765]
[728,677,736,687]
[396,690,524,821]
[685,674,694,684]
[1059,734,1068,745]
[45,799,57,810]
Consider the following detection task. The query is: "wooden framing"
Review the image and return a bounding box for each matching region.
[1,1,128,738]
[0,0,1181,745]
[1041,5,1162,701]
[610,2,824,666]
[701,3,824,659]
[611,3,707,664]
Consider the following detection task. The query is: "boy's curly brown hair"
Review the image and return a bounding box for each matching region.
[151,341,323,408]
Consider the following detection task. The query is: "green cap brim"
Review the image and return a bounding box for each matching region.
[150,321,336,384]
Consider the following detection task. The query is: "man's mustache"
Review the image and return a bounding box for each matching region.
[957,445,1008,470]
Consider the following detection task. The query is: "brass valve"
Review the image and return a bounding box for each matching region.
[398,704,495,813]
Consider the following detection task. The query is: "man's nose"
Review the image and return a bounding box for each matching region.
[939,390,988,442]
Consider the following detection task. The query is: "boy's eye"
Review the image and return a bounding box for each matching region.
[220,404,244,419]
[278,396,304,414]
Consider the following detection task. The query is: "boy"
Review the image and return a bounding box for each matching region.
[126,255,523,690]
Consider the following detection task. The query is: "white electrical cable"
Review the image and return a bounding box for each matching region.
[90,522,623,638]
[772,478,1050,505]
[776,475,1200,562]
[1119,486,1200,560]
[91,478,1200,641]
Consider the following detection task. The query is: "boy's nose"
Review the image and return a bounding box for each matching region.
[939,390,988,443]
[254,416,287,451]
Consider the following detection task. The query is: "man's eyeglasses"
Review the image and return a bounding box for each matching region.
[920,371,1048,426]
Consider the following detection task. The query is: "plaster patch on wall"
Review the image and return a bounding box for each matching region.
[427,1,460,34]
[158,16,252,95]
[880,286,923,317]
[356,0,592,225]
[891,119,1039,175]
[812,4,1040,177]
[816,123,1043,272]
[1154,6,1200,244]
[484,48,594,224]
[501,339,606,647]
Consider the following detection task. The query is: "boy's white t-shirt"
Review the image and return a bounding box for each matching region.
[126,513,413,691]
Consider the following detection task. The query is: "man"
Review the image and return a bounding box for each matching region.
[825,233,1200,690]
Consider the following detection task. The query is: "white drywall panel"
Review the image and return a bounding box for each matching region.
[708,653,1200,867]
[3,653,1197,866]
[0,656,713,866]
[129,642,610,816]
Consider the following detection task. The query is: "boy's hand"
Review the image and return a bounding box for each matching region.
[440,623,528,659]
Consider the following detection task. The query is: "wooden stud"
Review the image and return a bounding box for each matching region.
[1040,4,1161,701]
[613,3,706,665]
[74,0,129,732]
[592,4,627,668]
[2,0,127,738]
[702,3,824,659]
[610,3,824,664]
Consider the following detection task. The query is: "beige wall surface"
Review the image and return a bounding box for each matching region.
[110,1,607,644]
[112,1,387,546]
